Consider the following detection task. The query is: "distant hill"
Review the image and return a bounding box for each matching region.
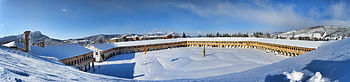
[278,25,350,40]
[30,31,63,45]
[0,31,62,45]
[0,31,177,45]
[65,34,124,45]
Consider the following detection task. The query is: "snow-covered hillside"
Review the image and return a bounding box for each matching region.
[279,25,350,40]
[0,46,128,81]
[188,38,350,81]
[0,31,62,45]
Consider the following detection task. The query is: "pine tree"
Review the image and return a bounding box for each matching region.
[216,32,220,37]
[182,32,187,38]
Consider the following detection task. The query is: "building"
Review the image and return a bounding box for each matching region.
[2,31,32,52]
[110,38,122,42]
[162,33,180,39]
[86,38,324,62]
[31,43,95,72]
[139,35,163,40]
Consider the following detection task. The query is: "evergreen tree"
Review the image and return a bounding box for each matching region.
[182,32,187,38]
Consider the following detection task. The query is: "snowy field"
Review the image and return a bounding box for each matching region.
[0,46,128,82]
[90,47,288,80]
[1,38,350,81]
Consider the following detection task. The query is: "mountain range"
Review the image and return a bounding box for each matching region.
[0,31,169,45]
[278,25,350,39]
[1,25,350,45]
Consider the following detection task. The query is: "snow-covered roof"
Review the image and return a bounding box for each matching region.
[31,43,93,59]
[126,37,134,38]
[184,37,326,48]
[1,41,25,49]
[110,37,120,40]
[148,36,162,38]
[139,35,162,38]
[92,37,326,51]
[2,41,17,47]
[92,38,185,51]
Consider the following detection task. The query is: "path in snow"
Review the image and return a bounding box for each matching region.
[90,47,288,80]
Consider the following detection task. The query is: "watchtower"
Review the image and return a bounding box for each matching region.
[23,31,31,52]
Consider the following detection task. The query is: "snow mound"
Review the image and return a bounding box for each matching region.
[0,46,126,81]
[283,70,304,82]
[308,72,326,82]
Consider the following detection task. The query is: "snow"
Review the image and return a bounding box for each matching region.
[308,72,326,82]
[93,38,185,51]
[2,41,16,47]
[1,41,25,49]
[92,37,326,51]
[0,46,126,81]
[279,25,350,39]
[189,38,350,81]
[183,37,326,49]
[89,47,288,80]
[110,37,120,40]
[3,37,350,81]
[283,70,304,82]
[31,44,92,59]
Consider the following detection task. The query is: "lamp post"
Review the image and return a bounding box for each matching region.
[203,46,205,57]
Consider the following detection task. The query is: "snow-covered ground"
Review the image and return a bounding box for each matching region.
[188,38,350,81]
[3,37,350,82]
[0,46,127,81]
[90,47,288,80]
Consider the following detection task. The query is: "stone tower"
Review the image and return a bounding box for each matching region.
[23,31,31,52]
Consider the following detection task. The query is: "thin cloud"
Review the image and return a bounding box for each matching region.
[170,1,350,29]
[61,8,68,12]
[319,1,350,26]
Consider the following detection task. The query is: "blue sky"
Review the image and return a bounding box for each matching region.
[1,0,350,39]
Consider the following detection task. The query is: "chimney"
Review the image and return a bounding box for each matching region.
[23,31,31,52]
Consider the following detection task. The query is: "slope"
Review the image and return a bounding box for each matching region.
[279,25,350,39]
[190,38,350,81]
[0,46,128,82]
